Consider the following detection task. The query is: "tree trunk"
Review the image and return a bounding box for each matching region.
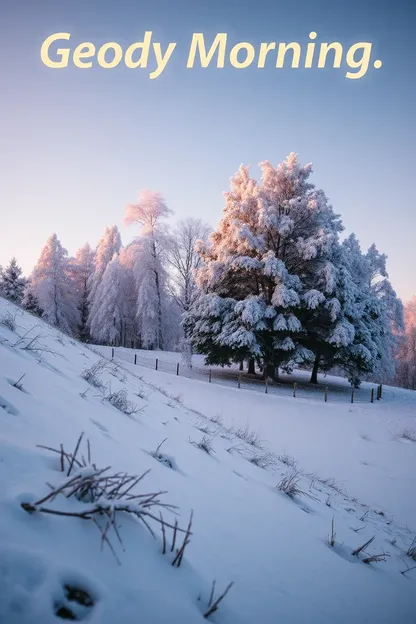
[239,361,244,371]
[248,358,255,375]
[263,360,276,380]
[310,355,320,384]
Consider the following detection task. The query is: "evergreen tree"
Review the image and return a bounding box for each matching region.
[28,234,80,334]
[69,243,95,342]
[0,257,26,303]
[88,226,122,328]
[184,154,342,377]
[21,283,43,317]
[89,253,129,345]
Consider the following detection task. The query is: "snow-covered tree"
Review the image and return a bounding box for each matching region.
[0,257,26,303]
[69,243,95,342]
[395,297,416,389]
[88,226,122,324]
[167,218,211,312]
[125,190,172,350]
[89,253,130,345]
[28,234,80,334]
[21,283,43,317]
[315,235,403,386]
[184,154,342,377]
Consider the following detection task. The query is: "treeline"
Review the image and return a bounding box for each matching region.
[1,154,414,388]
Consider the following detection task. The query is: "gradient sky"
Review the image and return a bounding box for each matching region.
[1,0,415,301]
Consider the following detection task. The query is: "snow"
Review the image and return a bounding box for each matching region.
[0,297,415,623]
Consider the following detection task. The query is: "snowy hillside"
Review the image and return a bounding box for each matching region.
[0,297,415,623]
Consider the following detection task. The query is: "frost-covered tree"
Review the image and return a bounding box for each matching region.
[28,234,80,334]
[21,283,43,317]
[395,297,416,389]
[125,190,172,350]
[0,257,26,303]
[167,218,211,312]
[88,226,122,323]
[184,154,342,377]
[314,235,403,386]
[89,253,130,345]
[69,243,95,342]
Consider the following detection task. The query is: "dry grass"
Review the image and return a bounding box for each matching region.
[104,387,141,416]
[24,433,187,564]
[249,450,278,470]
[203,580,234,619]
[278,453,297,468]
[327,517,336,547]
[0,311,16,331]
[190,434,215,455]
[234,424,263,448]
[277,470,308,499]
[407,537,416,560]
[81,359,108,388]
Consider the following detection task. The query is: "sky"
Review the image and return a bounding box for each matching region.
[0,0,415,302]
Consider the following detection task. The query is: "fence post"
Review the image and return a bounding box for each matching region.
[351,388,354,404]
[293,383,297,398]
[134,354,137,365]
[176,362,179,376]
[377,384,380,400]
[371,388,374,403]
[324,386,328,403]
[379,383,383,399]
[155,358,158,371]
[111,348,114,359]
[238,373,241,389]
[265,378,268,394]
[209,369,212,383]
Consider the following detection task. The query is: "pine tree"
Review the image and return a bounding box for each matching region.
[88,226,122,327]
[184,154,342,377]
[318,235,403,386]
[0,257,26,303]
[21,284,43,317]
[125,190,172,350]
[89,253,129,345]
[28,234,80,334]
[69,243,95,342]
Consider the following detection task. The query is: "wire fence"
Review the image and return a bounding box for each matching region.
[97,346,383,406]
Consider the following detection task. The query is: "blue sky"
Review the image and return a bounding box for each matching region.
[1,0,415,301]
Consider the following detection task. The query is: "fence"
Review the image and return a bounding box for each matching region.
[98,346,384,406]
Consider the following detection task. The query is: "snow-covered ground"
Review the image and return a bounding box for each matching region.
[0,297,415,623]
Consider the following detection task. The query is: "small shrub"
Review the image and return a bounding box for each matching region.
[234,424,263,448]
[249,450,278,469]
[278,453,296,468]
[81,360,107,388]
[407,537,416,560]
[277,470,307,499]
[25,433,186,565]
[0,311,16,331]
[151,439,177,470]
[105,388,139,416]
[191,434,215,455]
